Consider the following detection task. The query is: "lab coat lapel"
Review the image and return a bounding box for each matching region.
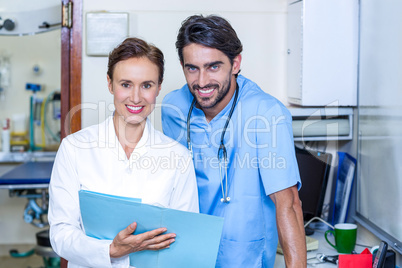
[104,116,127,161]
[128,119,151,164]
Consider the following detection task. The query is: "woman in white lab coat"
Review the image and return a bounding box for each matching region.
[48,37,199,268]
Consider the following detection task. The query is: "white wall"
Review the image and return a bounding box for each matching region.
[81,0,289,130]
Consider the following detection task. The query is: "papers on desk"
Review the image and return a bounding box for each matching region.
[277,236,318,254]
[79,190,224,268]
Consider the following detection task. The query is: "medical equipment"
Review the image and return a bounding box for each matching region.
[26,83,61,151]
[2,118,11,152]
[187,83,239,203]
[0,4,61,36]
[10,114,29,152]
[0,55,11,101]
[0,161,59,267]
[1,161,53,227]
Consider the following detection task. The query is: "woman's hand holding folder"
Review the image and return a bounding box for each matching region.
[109,222,176,258]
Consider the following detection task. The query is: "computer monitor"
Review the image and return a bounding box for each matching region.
[295,146,332,223]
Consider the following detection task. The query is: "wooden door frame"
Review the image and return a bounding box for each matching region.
[61,0,82,139]
[60,0,82,266]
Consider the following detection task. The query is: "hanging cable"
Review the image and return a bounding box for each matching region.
[44,91,60,142]
[304,216,334,230]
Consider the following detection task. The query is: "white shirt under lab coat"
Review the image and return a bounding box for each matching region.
[48,116,199,268]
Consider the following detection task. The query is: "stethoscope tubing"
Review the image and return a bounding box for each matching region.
[186,83,239,203]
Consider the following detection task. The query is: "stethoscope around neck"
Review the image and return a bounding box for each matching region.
[186,83,239,203]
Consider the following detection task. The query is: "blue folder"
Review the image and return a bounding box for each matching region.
[329,152,357,225]
[79,190,224,268]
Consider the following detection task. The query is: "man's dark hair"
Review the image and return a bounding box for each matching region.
[176,15,243,66]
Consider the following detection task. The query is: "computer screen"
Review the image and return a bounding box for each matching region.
[295,146,332,222]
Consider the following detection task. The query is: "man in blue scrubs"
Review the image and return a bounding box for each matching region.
[162,15,307,267]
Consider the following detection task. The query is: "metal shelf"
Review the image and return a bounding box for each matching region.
[288,107,354,141]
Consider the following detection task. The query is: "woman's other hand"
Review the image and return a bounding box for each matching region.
[109,222,176,258]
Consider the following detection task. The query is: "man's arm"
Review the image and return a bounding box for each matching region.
[270,184,307,267]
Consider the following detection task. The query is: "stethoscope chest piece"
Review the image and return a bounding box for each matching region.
[221,197,231,203]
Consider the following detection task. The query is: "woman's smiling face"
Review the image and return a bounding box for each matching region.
[108,56,161,127]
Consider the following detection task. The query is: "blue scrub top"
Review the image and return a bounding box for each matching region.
[162,75,301,268]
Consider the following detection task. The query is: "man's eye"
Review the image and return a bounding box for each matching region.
[188,67,197,72]
[143,83,151,89]
[122,83,130,88]
[210,65,219,70]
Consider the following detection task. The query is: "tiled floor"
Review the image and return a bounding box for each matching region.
[0,254,44,268]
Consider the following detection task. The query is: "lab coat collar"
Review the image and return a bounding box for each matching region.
[104,116,152,163]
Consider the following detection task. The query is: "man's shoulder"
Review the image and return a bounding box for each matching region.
[162,84,190,106]
[238,75,276,101]
[162,85,192,123]
[238,76,290,117]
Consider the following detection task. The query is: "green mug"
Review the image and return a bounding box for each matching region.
[325,223,357,254]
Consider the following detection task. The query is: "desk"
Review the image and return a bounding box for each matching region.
[274,229,369,267]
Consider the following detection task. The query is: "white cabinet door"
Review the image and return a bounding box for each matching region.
[287,1,303,105]
[287,0,359,107]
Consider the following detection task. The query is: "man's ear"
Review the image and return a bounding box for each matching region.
[232,54,242,75]
[107,75,113,94]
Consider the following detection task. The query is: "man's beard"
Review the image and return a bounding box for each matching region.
[190,76,231,110]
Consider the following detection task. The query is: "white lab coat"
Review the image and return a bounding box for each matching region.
[48,116,199,268]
